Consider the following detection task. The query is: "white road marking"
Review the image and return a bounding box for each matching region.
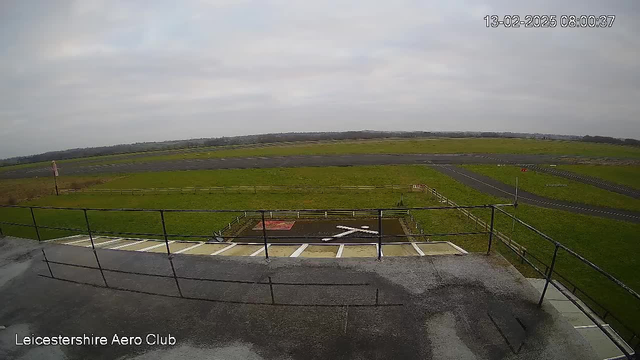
[85,238,123,248]
[336,225,378,234]
[211,243,236,255]
[290,244,309,257]
[336,244,345,258]
[574,324,610,329]
[138,241,173,252]
[64,237,93,245]
[174,242,204,254]
[111,240,147,249]
[250,244,271,256]
[447,242,469,254]
[411,242,425,256]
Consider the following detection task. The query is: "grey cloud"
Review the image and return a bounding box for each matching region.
[0,0,639,158]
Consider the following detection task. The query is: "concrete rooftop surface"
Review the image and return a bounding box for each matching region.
[0,236,597,360]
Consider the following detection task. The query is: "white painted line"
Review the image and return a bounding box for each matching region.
[138,241,173,252]
[574,324,610,329]
[604,354,629,360]
[111,240,147,249]
[447,242,469,255]
[85,238,123,248]
[332,229,359,238]
[336,244,345,258]
[211,243,236,255]
[250,244,271,257]
[64,237,94,245]
[290,244,309,258]
[174,242,204,254]
[336,225,378,234]
[411,242,425,256]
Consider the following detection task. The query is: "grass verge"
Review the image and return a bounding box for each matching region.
[557,164,640,190]
[462,164,640,212]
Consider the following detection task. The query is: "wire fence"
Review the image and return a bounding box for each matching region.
[60,184,415,195]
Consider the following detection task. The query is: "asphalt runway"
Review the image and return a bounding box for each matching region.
[0,153,584,179]
[431,165,640,223]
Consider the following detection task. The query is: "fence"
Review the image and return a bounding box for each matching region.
[490,206,639,359]
[61,184,415,195]
[418,184,528,256]
[0,202,638,358]
[417,183,639,357]
[0,204,500,257]
[212,208,413,237]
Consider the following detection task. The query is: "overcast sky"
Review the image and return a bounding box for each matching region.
[1,1,639,158]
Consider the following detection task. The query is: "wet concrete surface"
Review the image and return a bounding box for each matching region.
[432,165,640,223]
[0,153,581,179]
[0,237,596,360]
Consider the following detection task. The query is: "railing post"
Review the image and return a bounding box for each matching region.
[538,244,560,307]
[160,210,171,255]
[160,210,183,297]
[377,209,383,260]
[30,207,41,242]
[487,206,495,255]
[261,211,269,260]
[84,209,108,287]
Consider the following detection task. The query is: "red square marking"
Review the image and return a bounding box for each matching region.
[252,220,296,231]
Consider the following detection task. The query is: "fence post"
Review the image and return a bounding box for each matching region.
[160,210,183,297]
[487,206,495,255]
[261,211,269,260]
[160,210,171,255]
[29,207,41,242]
[377,209,383,260]
[83,209,108,287]
[538,244,560,307]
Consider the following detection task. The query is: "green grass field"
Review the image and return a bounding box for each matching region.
[462,164,640,212]
[557,164,640,190]
[1,164,639,337]
[3,137,640,173]
[0,175,114,205]
[90,138,640,165]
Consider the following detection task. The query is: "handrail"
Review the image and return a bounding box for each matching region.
[493,205,640,303]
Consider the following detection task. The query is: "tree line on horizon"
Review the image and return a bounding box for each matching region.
[1,131,638,167]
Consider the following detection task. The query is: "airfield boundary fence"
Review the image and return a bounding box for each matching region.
[0,202,638,357]
[61,184,414,195]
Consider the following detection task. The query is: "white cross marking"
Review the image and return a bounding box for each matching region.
[322,226,379,242]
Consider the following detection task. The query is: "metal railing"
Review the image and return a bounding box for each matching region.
[0,202,638,358]
[492,206,638,359]
[0,204,500,259]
